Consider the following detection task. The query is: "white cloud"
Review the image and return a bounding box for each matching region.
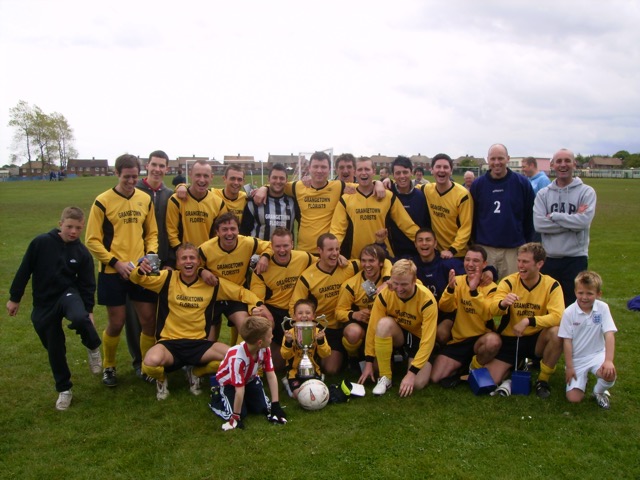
[1,0,639,164]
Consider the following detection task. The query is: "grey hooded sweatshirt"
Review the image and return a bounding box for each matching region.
[533,177,596,258]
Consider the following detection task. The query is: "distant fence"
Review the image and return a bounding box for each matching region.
[576,169,640,179]
[1,174,78,182]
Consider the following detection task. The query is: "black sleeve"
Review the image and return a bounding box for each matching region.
[239,203,255,236]
[9,238,37,303]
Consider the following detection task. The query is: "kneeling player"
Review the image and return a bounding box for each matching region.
[131,243,263,400]
[484,243,564,399]
[336,243,389,372]
[358,259,438,397]
[430,246,501,385]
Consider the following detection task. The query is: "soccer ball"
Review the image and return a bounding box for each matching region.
[297,379,330,411]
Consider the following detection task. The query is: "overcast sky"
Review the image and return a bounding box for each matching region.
[1,0,639,164]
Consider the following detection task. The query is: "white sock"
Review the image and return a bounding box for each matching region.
[593,377,615,395]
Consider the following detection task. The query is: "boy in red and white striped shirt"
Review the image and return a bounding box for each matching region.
[210,316,287,430]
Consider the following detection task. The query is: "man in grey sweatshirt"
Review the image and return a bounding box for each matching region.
[533,148,596,307]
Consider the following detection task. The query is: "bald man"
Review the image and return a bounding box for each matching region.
[470,144,535,279]
[534,148,596,306]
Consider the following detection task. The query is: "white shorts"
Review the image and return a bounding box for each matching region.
[565,351,605,392]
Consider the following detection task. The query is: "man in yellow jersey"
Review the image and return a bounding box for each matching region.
[131,243,263,400]
[198,213,272,339]
[331,156,419,259]
[289,233,360,374]
[250,227,314,369]
[430,245,501,385]
[359,259,438,397]
[419,153,473,259]
[166,160,226,251]
[125,150,175,382]
[85,154,158,388]
[336,243,389,372]
[212,164,248,223]
[484,243,564,398]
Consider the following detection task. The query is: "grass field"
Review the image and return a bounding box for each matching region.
[0,176,639,479]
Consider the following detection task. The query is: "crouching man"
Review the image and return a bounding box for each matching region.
[131,243,263,400]
[359,259,438,397]
[484,243,564,398]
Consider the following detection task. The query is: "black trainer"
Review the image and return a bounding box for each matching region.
[535,380,551,399]
[103,367,118,387]
[135,367,156,385]
[440,374,461,389]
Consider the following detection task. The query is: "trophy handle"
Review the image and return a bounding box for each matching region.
[281,316,294,332]
[315,314,328,331]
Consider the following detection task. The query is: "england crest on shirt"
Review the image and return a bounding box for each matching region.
[592,312,602,325]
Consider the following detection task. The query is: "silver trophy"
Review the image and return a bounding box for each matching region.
[362,279,378,301]
[282,315,328,379]
[146,254,161,276]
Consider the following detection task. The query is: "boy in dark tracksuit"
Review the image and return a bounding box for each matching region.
[7,206,101,410]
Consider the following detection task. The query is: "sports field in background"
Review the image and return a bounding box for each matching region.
[0,176,639,479]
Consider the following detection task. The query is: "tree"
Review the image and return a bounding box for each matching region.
[623,153,640,169]
[8,100,35,164]
[457,156,478,167]
[50,112,77,171]
[7,101,78,170]
[613,150,630,160]
[29,106,57,172]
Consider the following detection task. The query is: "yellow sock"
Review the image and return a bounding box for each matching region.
[538,361,556,382]
[142,363,165,382]
[342,337,363,357]
[230,326,239,345]
[470,355,483,370]
[140,333,156,361]
[102,331,120,368]
[193,361,221,377]
[374,335,393,379]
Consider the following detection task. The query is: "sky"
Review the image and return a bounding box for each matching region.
[1,0,639,165]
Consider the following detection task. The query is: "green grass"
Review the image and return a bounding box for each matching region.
[1,176,639,479]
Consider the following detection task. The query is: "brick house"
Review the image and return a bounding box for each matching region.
[67,158,109,176]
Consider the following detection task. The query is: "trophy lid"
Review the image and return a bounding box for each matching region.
[294,321,317,327]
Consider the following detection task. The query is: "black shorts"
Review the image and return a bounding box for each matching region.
[211,300,248,327]
[437,310,456,324]
[494,332,542,365]
[158,339,215,366]
[345,318,369,333]
[97,272,157,306]
[439,336,481,364]
[402,330,421,359]
[266,305,289,344]
[324,327,345,354]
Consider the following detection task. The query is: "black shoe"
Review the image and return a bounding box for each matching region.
[135,367,156,385]
[347,357,362,374]
[535,380,551,399]
[103,367,117,387]
[440,374,461,389]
